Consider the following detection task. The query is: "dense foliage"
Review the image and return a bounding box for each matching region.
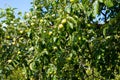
[0,0,120,79]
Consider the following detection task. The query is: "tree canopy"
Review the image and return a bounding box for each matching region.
[0,0,120,79]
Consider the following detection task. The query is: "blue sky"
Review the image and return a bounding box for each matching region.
[0,0,32,12]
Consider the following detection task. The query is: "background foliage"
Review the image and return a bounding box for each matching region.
[0,0,120,79]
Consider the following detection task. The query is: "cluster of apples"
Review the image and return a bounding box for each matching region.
[58,18,67,29]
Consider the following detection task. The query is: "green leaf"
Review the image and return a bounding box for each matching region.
[65,4,71,14]
[67,16,77,26]
[104,0,113,7]
[99,0,103,3]
[29,62,36,71]
[116,0,120,3]
[103,26,108,36]
[93,0,99,17]
[67,21,73,29]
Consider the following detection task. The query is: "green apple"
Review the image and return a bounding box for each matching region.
[19,30,23,34]
[48,31,52,35]
[53,46,57,50]
[17,51,21,54]
[12,42,16,45]
[86,68,92,75]
[31,22,35,26]
[40,19,44,23]
[6,36,10,39]
[7,60,12,63]
[58,24,64,29]
[70,0,75,3]
[61,19,67,24]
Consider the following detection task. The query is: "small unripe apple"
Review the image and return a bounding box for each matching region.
[61,19,67,24]
[48,31,52,35]
[86,68,92,75]
[78,37,81,40]
[87,24,91,27]
[12,42,16,45]
[17,51,21,54]
[25,29,29,32]
[44,48,47,51]
[40,19,44,23]
[25,48,28,50]
[19,37,24,40]
[13,38,16,41]
[53,46,57,50]
[6,36,10,39]
[66,57,71,61]
[19,30,23,34]
[58,24,64,29]
[70,0,75,3]
[8,60,12,63]
[31,22,34,26]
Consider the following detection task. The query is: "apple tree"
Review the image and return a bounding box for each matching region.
[0,0,120,79]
